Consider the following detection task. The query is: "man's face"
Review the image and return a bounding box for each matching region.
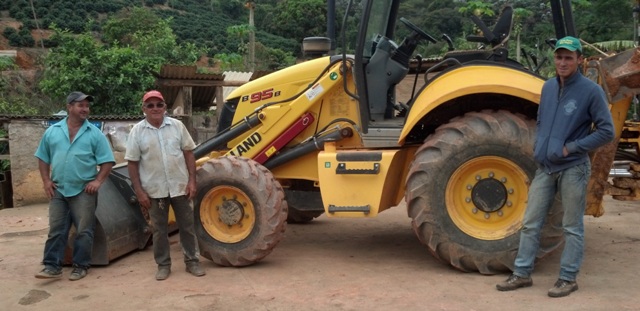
[67,100,90,120]
[142,97,166,123]
[554,49,582,80]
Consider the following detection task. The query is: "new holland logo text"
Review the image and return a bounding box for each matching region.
[229,133,262,156]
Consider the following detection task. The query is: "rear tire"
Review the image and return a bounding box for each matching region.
[405,110,563,274]
[194,156,287,266]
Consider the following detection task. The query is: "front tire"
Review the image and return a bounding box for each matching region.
[194,156,287,266]
[405,110,563,274]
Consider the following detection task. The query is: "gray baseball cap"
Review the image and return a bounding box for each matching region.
[66,91,94,104]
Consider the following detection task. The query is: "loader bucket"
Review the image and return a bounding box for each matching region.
[585,48,640,216]
[599,47,640,103]
[64,165,151,265]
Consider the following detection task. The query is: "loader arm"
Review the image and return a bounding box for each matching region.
[197,60,356,165]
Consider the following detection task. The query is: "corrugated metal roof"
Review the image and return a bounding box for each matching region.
[155,64,225,111]
[155,65,278,105]
[224,71,254,81]
[219,71,253,103]
[212,70,278,103]
[159,86,217,113]
[157,64,225,80]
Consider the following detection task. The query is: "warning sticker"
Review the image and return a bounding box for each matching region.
[265,146,277,157]
[305,83,324,101]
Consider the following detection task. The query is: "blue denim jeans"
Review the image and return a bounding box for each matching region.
[42,190,97,271]
[148,196,199,268]
[513,162,590,282]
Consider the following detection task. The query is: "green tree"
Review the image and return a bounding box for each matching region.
[102,7,166,46]
[256,44,295,71]
[213,53,245,71]
[574,0,633,44]
[513,7,534,62]
[226,24,253,69]
[458,1,495,18]
[39,28,157,115]
[457,0,496,44]
[103,7,203,65]
[269,0,326,52]
[0,69,41,115]
[39,15,201,115]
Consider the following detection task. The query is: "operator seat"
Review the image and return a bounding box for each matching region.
[444,5,514,63]
[466,5,513,47]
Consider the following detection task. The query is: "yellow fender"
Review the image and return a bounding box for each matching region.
[398,65,545,144]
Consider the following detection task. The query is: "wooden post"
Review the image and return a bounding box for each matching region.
[216,86,224,121]
[245,1,256,71]
[181,86,196,142]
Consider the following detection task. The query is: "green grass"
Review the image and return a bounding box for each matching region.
[0,57,17,71]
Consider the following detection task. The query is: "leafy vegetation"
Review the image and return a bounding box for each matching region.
[0,57,17,71]
[2,26,35,47]
[3,0,636,57]
[0,0,637,115]
[3,0,301,58]
[39,8,203,115]
[0,61,43,115]
[268,0,327,47]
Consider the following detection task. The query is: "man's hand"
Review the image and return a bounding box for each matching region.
[186,180,197,201]
[84,179,104,195]
[563,146,569,157]
[136,190,151,210]
[42,180,57,199]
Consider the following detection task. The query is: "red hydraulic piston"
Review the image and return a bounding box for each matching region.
[253,112,315,164]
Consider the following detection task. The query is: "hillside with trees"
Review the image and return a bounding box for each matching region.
[0,0,635,115]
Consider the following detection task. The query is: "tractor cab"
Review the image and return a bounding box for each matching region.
[352,0,436,134]
[351,1,521,140]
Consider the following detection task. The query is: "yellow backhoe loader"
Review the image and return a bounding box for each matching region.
[87,0,640,274]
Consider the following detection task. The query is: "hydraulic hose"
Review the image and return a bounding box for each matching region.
[193,115,261,159]
[263,127,353,169]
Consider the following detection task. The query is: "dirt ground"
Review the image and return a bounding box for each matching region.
[0,197,639,311]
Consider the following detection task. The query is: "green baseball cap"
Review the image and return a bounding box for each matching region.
[554,36,582,53]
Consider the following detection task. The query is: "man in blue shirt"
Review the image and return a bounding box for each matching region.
[496,37,614,297]
[34,91,115,281]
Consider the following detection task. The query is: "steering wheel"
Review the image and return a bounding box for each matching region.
[399,17,437,44]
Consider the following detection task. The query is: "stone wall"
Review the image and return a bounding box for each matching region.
[9,120,50,206]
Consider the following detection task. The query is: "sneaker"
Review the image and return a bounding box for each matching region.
[156,266,171,281]
[548,279,578,298]
[186,263,205,277]
[35,268,62,279]
[68,267,88,281]
[496,274,533,291]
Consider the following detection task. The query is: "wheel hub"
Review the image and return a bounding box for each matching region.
[445,156,529,240]
[471,178,507,213]
[219,198,245,225]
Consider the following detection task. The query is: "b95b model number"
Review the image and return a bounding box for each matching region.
[242,88,281,103]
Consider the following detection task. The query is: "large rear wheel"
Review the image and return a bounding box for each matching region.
[194,156,287,266]
[405,110,563,274]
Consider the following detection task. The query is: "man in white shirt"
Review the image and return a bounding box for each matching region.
[125,90,205,281]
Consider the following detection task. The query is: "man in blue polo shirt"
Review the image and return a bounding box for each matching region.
[34,91,115,281]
